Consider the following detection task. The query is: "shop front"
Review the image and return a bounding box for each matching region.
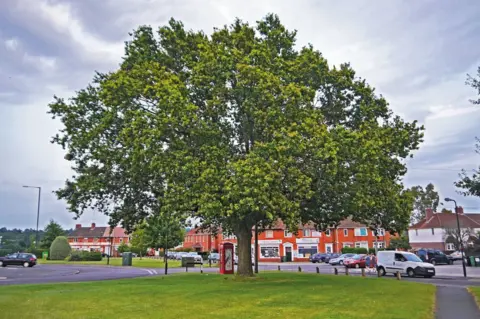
[295,238,319,261]
[258,240,282,262]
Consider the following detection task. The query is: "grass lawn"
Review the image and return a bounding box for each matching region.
[470,287,480,306]
[38,257,184,268]
[0,272,435,319]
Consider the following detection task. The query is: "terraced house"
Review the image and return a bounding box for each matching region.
[182,218,392,262]
[68,223,130,257]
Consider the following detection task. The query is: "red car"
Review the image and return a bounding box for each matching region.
[344,254,367,268]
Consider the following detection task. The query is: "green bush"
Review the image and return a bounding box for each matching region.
[0,249,14,257]
[26,248,48,258]
[49,236,72,260]
[67,251,102,261]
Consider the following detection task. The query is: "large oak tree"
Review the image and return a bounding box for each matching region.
[49,14,423,276]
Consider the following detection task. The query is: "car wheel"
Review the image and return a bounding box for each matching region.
[339,260,344,266]
[407,268,415,278]
[23,262,30,268]
[431,259,436,266]
[0,261,3,267]
[355,264,360,269]
[378,267,386,276]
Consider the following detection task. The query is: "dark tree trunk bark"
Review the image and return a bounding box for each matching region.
[236,225,254,277]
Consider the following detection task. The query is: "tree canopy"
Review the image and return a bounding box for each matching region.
[49,14,423,276]
[409,183,440,224]
[41,219,66,249]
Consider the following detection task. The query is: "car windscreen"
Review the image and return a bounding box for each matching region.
[404,254,423,262]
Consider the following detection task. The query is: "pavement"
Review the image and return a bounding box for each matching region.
[435,286,480,319]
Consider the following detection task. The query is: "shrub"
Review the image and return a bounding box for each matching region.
[26,248,48,259]
[0,249,13,257]
[68,251,102,261]
[49,236,72,260]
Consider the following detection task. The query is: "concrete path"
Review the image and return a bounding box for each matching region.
[436,286,480,319]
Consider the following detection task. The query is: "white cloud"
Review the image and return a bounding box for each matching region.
[4,37,19,51]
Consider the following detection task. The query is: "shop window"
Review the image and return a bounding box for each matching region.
[260,246,279,258]
[298,245,317,258]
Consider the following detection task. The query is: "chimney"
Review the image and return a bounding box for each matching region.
[425,208,434,220]
[91,223,96,229]
[456,206,464,215]
[75,224,82,229]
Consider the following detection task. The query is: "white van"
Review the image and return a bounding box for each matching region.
[377,251,435,278]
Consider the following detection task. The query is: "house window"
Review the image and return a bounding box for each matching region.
[325,229,331,237]
[343,229,348,237]
[73,238,78,242]
[431,228,435,235]
[260,246,279,258]
[355,241,369,249]
[265,231,273,238]
[446,243,455,251]
[312,231,321,237]
[343,243,351,248]
[303,229,311,237]
[377,229,385,236]
[374,242,385,249]
[284,231,292,238]
[119,238,123,243]
[93,238,99,243]
[355,228,368,236]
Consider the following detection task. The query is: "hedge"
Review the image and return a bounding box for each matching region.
[68,251,102,261]
[0,249,13,257]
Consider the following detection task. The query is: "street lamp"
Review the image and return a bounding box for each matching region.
[444,197,467,278]
[23,185,41,249]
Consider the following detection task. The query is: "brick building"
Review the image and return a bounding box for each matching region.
[408,207,480,251]
[68,223,130,257]
[182,218,392,262]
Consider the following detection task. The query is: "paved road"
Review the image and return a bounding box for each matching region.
[2,263,480,287]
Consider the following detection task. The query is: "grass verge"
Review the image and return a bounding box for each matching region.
[38,257,184,268]
[469,287,480,307]
[0,272,435,319]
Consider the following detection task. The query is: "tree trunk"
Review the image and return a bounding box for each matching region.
[236,226,254,277]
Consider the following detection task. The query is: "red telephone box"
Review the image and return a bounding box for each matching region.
[219,242,234,275]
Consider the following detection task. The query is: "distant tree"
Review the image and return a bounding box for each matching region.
[409,183,440,224]
[130,224,149,259]
[144,214,185,253]
[41,219,65,249]
[49,236,71,260]
[440,208,453,214]
[388,234,411,250]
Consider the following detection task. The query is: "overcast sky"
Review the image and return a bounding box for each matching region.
[1,0,480,229]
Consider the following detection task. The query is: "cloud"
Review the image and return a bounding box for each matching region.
[1,0,480,228]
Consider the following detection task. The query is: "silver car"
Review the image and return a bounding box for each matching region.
[329,253,356,266]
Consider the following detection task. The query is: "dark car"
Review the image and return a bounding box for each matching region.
[416,248,451,265]
[0,253,37,268]
[309,253,326,263]
[324,253,340,264]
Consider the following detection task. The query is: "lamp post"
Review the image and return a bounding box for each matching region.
[23,185,41,249]
[444,197,467,278]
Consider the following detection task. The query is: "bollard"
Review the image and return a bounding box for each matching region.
[298,266,302,272]
[377,269,381,277]
[334,268,338,275]
[396,271,401,280]
[316,266,319,274]
[278,265,281,271]
[186,266,188,273]
[361,268,365,277]
[345,267,349,276]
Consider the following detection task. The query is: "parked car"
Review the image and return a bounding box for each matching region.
[309,253,326,263]
[377,251,435,278]
[415,248,451,265]
[208,253,220,263]
[187,252,203,263]
[344,254,367,268]
[329,253,356,265]
[324,253,340,263]
[175,252,189,260]
[0,253,37,268]
[447,251,466,263]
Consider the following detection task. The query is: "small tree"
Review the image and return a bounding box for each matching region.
[388,234,411,250]
[41,219,65,249]
[443,227,476,251]
[130,225,148,259]
[49,236,71,260]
